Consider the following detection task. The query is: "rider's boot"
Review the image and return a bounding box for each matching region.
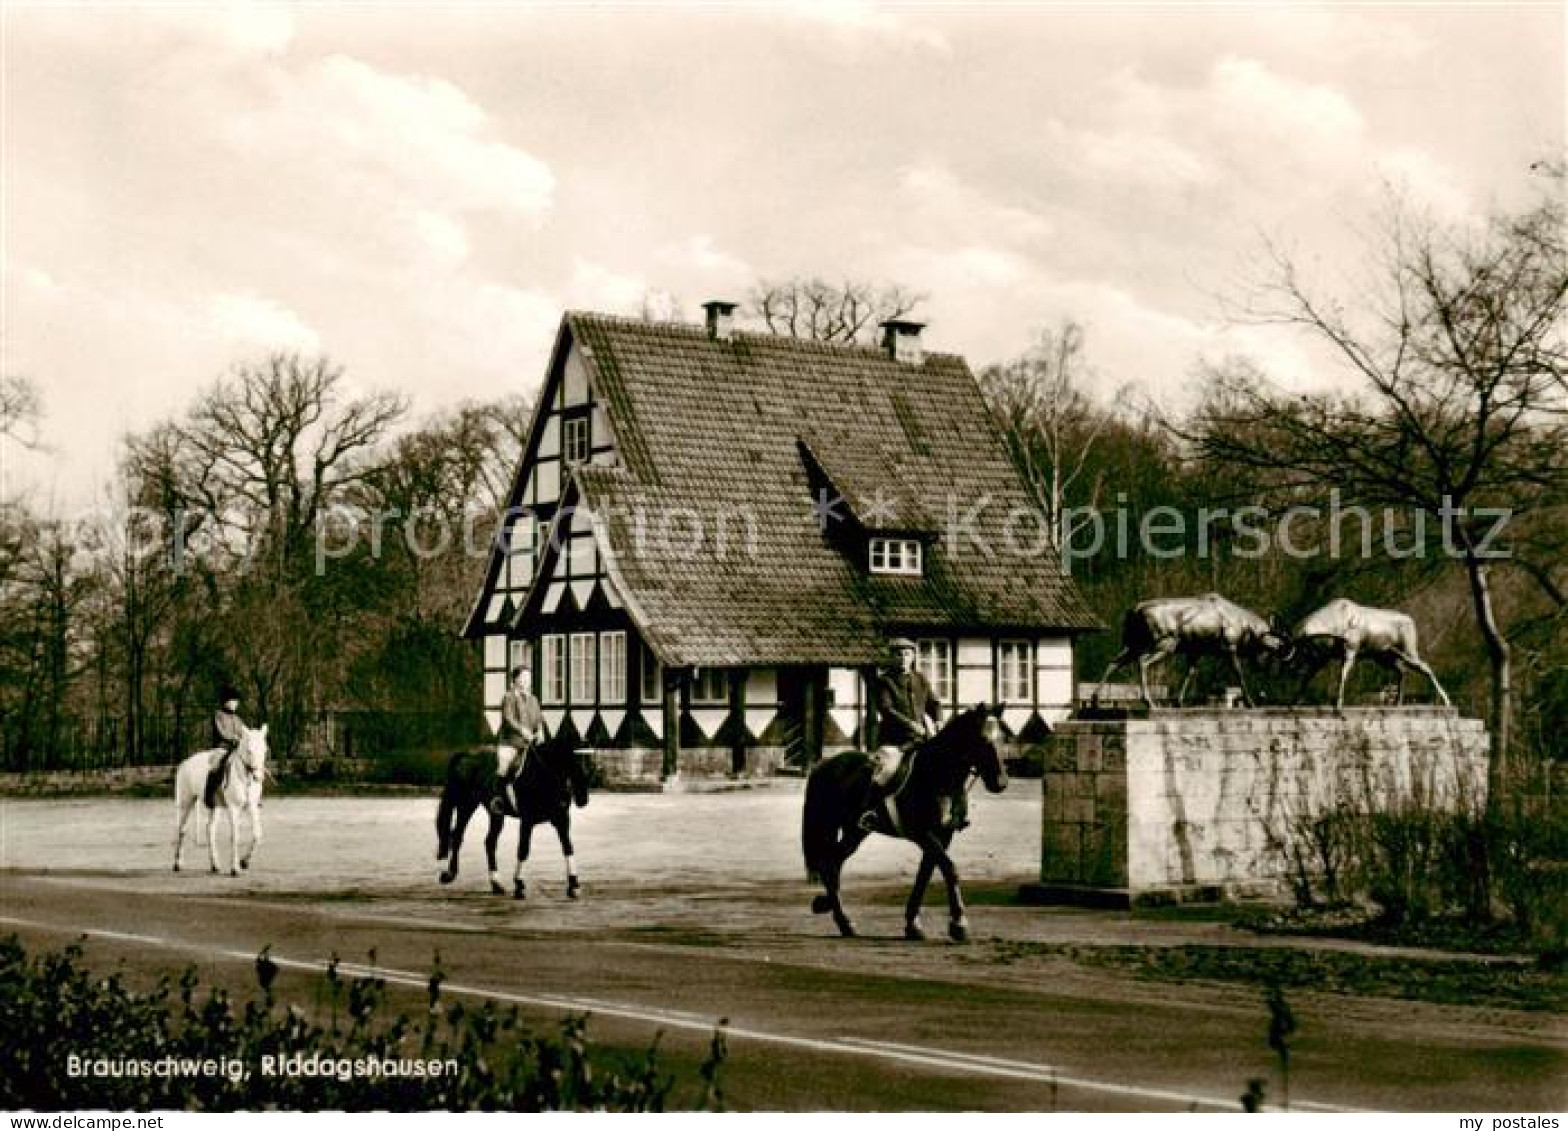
[488,762,523,817]
[203,752,230,808]
[857,793,891,835]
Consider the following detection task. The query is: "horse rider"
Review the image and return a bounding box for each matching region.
[859,637,946,834]
[204,685,247,808]
[490,664,545,817]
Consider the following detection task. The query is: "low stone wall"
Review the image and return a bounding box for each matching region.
[1038,708,1488,899]
[581,746,790,790]
[0,765,173,796]
[582,748,665,790]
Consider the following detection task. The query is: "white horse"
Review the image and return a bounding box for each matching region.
[173,724,270,875]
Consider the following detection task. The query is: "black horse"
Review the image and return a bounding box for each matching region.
[802,703,1009,942]
[435,736,589,899]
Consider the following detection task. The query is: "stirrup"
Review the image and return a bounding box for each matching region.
[857,807,885,835]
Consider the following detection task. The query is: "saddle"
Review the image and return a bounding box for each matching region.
[860,743,923,835]
[871,745,919,795]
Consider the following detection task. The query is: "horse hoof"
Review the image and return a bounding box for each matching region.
[566,879,581,900]
[490,880,505,896]
[835,920,857,939]
[949,920,970,943]
[239,860,250,872]
[905,921,926,942]
[811,894,832,915]
[513,881,526,901]
[438,870,455,885]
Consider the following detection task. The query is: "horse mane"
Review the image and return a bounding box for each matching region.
[237,723,269,765]
[917,704,1002,787]
[930,704,990,746]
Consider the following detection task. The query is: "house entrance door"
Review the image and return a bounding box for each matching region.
[776,666,827,769]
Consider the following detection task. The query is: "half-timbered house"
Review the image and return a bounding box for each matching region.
[463,303,1100,783]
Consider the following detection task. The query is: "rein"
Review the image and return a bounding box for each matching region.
[886,721,987,818]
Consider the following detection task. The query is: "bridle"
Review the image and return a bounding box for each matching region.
[231,730,267,786]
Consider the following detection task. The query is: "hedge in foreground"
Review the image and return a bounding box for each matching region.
[0,936,726,1111]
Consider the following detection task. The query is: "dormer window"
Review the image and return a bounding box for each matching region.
[563,413,590,466]
[869,537,923,576]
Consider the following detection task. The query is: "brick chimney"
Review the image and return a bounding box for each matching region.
[880,319,925,364]
[703,300,738,342]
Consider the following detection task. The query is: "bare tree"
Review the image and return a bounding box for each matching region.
[638,289,686,324]
[0,514,96,768]
[179,354,408,573]
[1,375,41,445]
[113,355,407,739]
[748,277,924,344]
[355,395,534,623]
[1193,186,1568,790]
[979,320,1124,555]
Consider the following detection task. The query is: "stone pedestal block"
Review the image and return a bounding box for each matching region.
[1036,707,1488,900]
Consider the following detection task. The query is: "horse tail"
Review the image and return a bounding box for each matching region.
[435,755,461,860]
[801,764,838,884]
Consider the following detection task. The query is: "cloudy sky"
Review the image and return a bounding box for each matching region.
[3,2,1562,510]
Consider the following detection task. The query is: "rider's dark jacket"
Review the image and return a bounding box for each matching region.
[499,687,544,745]
[874,667,943,748]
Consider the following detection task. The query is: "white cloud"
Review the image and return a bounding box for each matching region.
[231,54,555,227]
[890,236,1329,410]
[657,234,750,281]
[1041,121,1216,193]
[949,246,1030,288]
[566,260,650,315]
[1090,57,1368,184]
[452,283,560,375]
[898,163,1055,247]
[1378,148,1472,223]
[411,210,472,269]
[780,1,950,55]
[48,3,299,59]
[14,264,62,296]
[1207,55,1365,144]
[206,292,321,354]
[201,2,295,56]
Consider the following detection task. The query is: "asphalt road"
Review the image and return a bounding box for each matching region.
[2,785,1564,1112]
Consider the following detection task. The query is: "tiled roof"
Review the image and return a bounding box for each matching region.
[515,312,1101,666]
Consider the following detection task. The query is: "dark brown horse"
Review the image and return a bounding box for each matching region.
[802,703,1008,942]
[436,736,589,899]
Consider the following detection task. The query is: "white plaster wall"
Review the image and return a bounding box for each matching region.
[746,667,778,703]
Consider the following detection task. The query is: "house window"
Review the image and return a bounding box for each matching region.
[869,537,923,576]
[691,667,728,704]
[541,635,566,705]
[563,414,591,466]
[599,631,627,705]
[569,632,596,703]
[640,649,662,704]
[916,639,953,703]
[509,639,533,677]
[998,640,1032,704]
[506,515,536,591]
